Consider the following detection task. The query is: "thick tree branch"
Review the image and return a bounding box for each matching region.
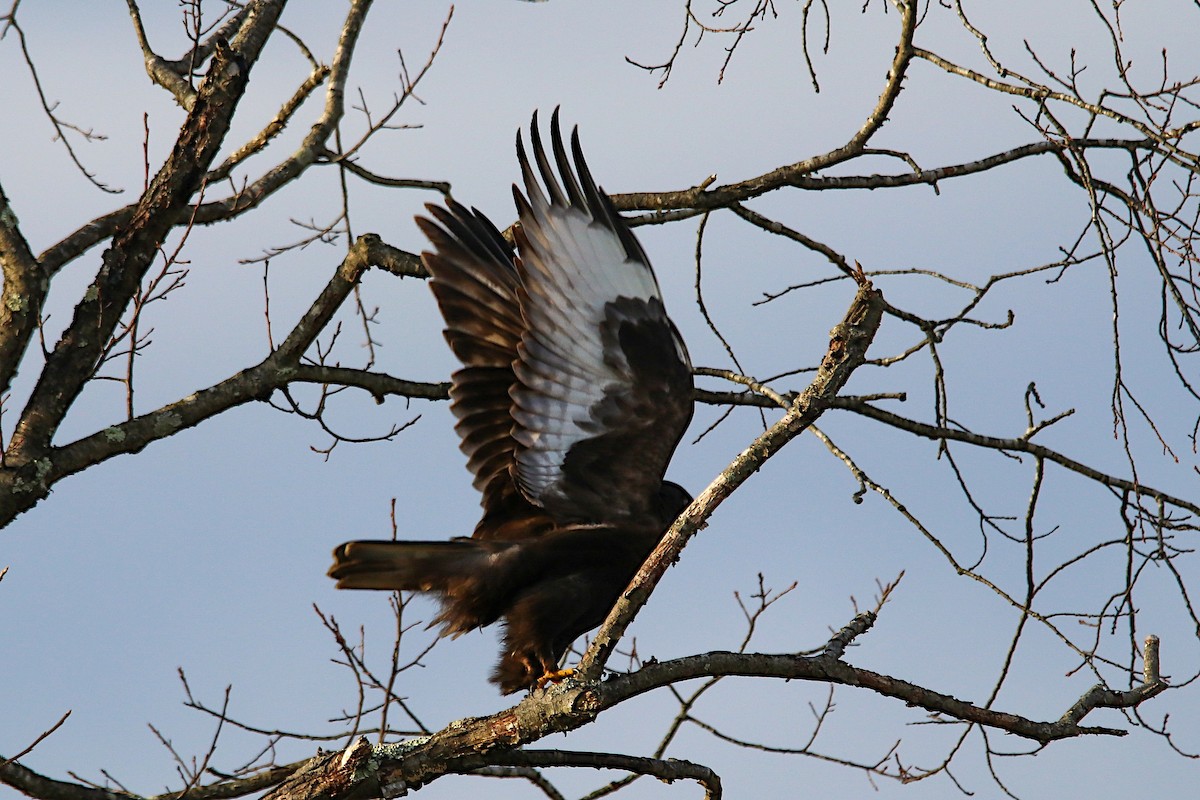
[258,613,1165,800]
[0,757,301,800]
[0,759,130,800]
[611,137,1167,222]
[484,750,720,800]
[0,180,44,400]
[36,0,376,279]
[0,234,417,526]
[126,0,259,110]
[8,1,284,463]
[126,0,199,109]
[599,631,1167,746]
[289,366,447,403]
[208,63,332,183]
[327,155,451,196]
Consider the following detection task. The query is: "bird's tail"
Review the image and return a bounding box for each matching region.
[328,539,483,591]
[328,539,517,634]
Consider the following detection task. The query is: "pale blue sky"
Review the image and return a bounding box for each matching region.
[3,2,1197,799]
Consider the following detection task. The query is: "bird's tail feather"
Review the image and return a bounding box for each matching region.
[328,539,517,634]
[328,540,486,591]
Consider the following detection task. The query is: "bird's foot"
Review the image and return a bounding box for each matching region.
[534,667,576,690]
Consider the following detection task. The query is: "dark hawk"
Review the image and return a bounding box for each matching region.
[328,111,694,694]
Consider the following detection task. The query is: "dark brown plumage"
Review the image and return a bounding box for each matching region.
[328,111,694,694]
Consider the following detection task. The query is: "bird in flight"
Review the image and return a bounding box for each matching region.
[328,110,694,694]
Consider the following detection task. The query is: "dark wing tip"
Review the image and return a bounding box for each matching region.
[417,200,516,276]
[514,110,648,268]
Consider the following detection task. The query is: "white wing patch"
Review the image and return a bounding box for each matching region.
[511,189,661,507]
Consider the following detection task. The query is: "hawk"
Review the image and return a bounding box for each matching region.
[328,111,694,694]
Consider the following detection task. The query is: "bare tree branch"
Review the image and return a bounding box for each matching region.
[579,273,886,680]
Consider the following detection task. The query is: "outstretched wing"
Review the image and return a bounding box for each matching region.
[418,111,693,530]
[508,110,694,524]
[417,204,553,541]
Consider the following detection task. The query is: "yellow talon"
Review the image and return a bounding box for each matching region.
[535,667,576,690]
